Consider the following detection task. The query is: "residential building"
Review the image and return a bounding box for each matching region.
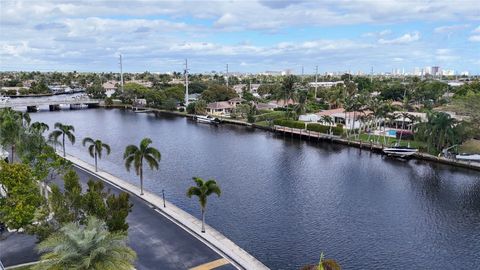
[206,101,234,115]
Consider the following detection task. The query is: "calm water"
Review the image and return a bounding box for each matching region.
[31,109,480,270]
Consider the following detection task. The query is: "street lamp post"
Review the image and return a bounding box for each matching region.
[162,189,166,208]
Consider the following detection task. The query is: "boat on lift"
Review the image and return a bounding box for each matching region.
[383,145,418,157]
[456,153,480,162]
[195,115,221,125]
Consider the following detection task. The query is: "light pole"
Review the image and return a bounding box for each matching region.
[162,189,166,208]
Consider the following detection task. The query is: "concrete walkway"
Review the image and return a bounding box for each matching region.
[64,154,269,270]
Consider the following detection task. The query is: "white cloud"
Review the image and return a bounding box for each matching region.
[472,26,480,33]
[378,32,420,44]
[434,24,470,33]
[468,35,480,42]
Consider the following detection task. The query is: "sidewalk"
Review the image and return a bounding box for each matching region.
[64,154,269,270]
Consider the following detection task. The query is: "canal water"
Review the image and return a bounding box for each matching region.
[30,109,480,270]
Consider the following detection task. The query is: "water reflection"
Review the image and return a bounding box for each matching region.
[30,109,480,270]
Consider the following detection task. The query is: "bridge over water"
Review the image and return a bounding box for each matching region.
[0,97,101,111]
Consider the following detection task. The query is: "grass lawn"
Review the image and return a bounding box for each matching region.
[254,121,271,127]
[353,133,427,149]
[458,139,480,154]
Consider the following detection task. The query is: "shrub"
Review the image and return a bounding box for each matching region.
[255,111,286,122]
[306,123,330,133]
[332,124,344,136]
[273,119,305,129]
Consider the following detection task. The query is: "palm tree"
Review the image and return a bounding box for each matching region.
[34,216,136,270]
[294,91,308,116]
[30,121,49,133]
[82,137,111,172]
[320,115,334,134]
[123,138,161,195]
[186,177,221,233]
[0,108,30,162]
[49,122,75,157]
[415,112,460,153]
[278,75,297,119]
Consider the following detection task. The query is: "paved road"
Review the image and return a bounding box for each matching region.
[0,166,237,270]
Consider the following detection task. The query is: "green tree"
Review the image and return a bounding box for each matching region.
[82,137,111,172]
[279,75,298,119]
[105,192,132,232]
[415,111,464,153]
[49,122,75,157]
[0,162,43,230]
[186,177,221,233]
[0,108,30,162]
[86,82,106,99]
[123,138,161,195]
[34,216,136,270]
[201,84,237,102]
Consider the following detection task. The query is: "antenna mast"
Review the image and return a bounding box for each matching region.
[226,64,229,88]
[315,65,318,100]
[185,59,189,106]
[119,54,124,92]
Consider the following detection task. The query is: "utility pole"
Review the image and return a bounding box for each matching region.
[301,66,304,82]
[184,59,189,106]
[119,54,124,92]
[314,65,318,100]
[370,66,373,83]
[226,64,229,88]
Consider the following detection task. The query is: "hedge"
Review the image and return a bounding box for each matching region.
[306,123,330,133]
[332,124,344,136]
[255,111,286,122]
[273,119,306,129]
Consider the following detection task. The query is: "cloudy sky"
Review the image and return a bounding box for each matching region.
[1,0,479,74]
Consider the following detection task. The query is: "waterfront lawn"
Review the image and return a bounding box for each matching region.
[254,121,271,127]
[459,139,480,154]
[353,133,427,149]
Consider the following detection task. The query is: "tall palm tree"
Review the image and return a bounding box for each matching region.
[49,122,75,157]
[186,177,221,233]
[34,216,136,270]
[30,121,49,133]
[0,108,30,162]
[82,137,111,172]
[279,75,297,119]
[123,138,161,195]
[320,115,334,134]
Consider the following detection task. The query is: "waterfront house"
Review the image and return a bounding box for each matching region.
[102,80,117,97]
[316,108,375,129]
[276,99,297,107]
[206,101,234,116]
[228,97,245,107]
[256,102,277,111]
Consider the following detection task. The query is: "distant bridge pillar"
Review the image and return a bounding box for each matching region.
[49,104,60,111]
[26,106,37,112]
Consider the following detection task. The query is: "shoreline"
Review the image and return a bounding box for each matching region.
[102,105,480,172]
[62,153,269,270]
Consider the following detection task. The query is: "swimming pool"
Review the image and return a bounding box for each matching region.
[387,130,397,136]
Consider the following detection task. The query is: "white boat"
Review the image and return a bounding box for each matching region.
[0,96,10,103]
[383,146,418,157]
[195,115,221,125]
[456,153,480,162]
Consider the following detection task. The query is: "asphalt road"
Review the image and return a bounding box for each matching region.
[0,166,237,270]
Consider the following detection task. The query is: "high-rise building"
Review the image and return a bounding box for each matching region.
[431,66,440,76]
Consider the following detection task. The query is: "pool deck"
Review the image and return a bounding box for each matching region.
[63,153,269,270]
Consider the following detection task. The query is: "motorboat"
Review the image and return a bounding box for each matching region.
[195,115,221,125]
[383,146,418,157]
[456,153,480,162]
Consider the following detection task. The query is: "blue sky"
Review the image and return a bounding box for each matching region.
[0,0,479,74]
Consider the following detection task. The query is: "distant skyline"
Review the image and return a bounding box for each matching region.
[1,0,479,74]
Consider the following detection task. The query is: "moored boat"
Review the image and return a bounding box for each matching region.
[383,146,418,157]
[195,115,221,125]
[456,153,480,162]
